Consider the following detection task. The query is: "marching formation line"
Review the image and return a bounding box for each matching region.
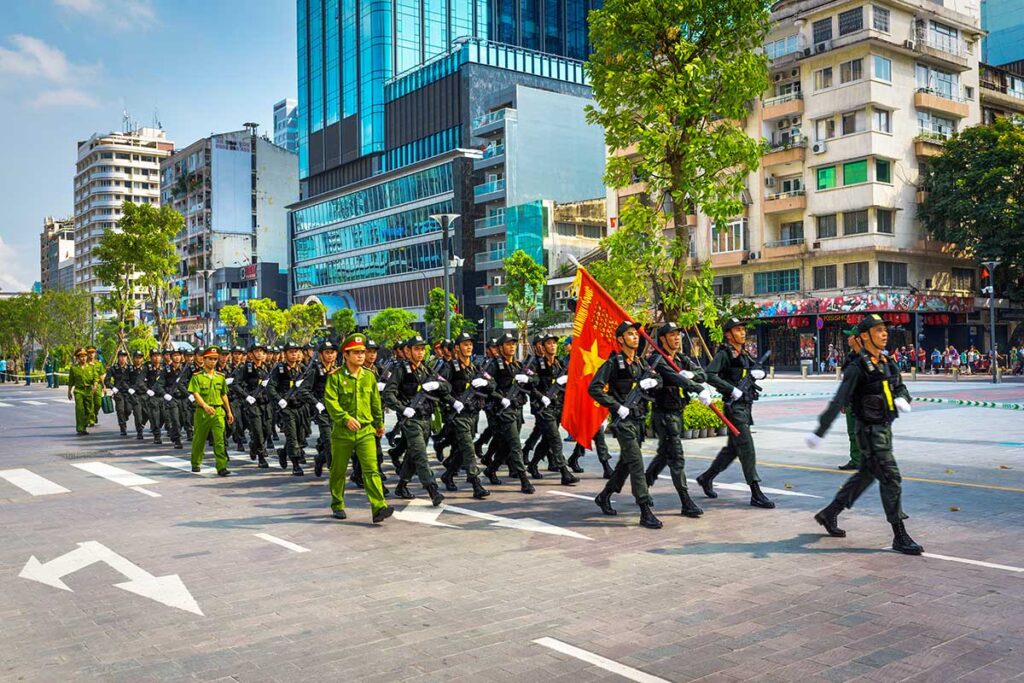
[532,637,671,683]
[254,533,310,553]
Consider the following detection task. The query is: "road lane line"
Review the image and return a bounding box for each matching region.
[548,490,595,502]
[254,533,310,553]
[20,400,48,406]
[72,462,156,488]
[0,469,70,496]
[130,487,161,498]
[532,637,671,683]
[880,548,1024,573]
[143,456,215,477]
[0,402,12,407]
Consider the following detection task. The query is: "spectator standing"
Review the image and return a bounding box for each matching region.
[0,357,6,383]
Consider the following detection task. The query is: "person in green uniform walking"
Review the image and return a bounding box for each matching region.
[67,348,98,434]
[187,347,235,477]
[323,333,393,524]
[87,346,103,427]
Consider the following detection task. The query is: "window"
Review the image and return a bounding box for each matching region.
[929,21,959,54]
[817,214,838,238]
[842,110,865,135]
[779,221,804,243]
[873,56,891,81]
[873,6,890,32]
[840,59,863,83]
[776,80,801,97]
[813,264,837,289]
[952,267,975,291]
[843,160,868,185]
[845,261,870,286]
[711,219,747,254]
[714,275,744,296]
[917,111,956,139]
[844,209,869,234]
[813,18,833,43]
[815,117,835,141]
[878,261,908,286]
[876,159,891,183]
[963,85,974,100]
[877,208,895,233]
[838,7,864,35]
[916,63,959,99]
[754,269,800,294]
[814,67,833,90]
[873,109,891,132]
[817,166,837,190]
[780,176,803,194]
[765,34,801,60]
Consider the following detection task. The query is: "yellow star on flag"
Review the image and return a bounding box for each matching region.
[580,339,603,378]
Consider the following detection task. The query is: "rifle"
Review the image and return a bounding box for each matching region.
[728,349,771,405]
[384,366,445,446]
[454,370,492,414]
[496,363,535,413]
[609,361,660,433]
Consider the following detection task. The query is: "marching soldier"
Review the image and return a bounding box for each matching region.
[644,322,711,518]
[481,332,538,494]
[438,331,494,499]
[67,348,98,435]
[232,343,271,468]
[837,326,863,471]
[526,333,578,486]
[178,349,204,442]
[104,350,132,436]
[696,317,775,509]
[160,348,185,449]
[87,346,103,426]
[127,350,147,439]
[187,346,234,476]
[228,346,248,453]
[323,333,393,523]
[806,313,922,555]
[590,321,664,529]
[138,349,165,445]
[268,342,306,475]
[521,334,546,466]
[303,339,338,478]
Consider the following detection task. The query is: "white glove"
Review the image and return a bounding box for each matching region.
[128,388,135,395]
[111,387,119,394]
[894,397,911,413]
[146,389,155,397]
[750,368,766,380]
[188,395,195,403]
[422,381,440,392]
[377,382,385,391]
[541,396,551,407]
[471,377,488,388]
[225,377,234,385]
[278,399,288,409]
[245,396,256,405]
[295,379,303,387]
[453,400,465,414]
[163,393,173,402]
[679,370,694,380]
[514,373,529,384]
[730,387,743,400]
[402,407,416,418]
[639,377,658,390]
[697,388,712,406]
[500,398,511,408]
[556,375,568,386]
[804,432,824,449]
[260,379,269,387]
[316,401,325,413]
[616,405,630,420]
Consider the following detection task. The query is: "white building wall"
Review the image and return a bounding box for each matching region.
[254,137,299,270]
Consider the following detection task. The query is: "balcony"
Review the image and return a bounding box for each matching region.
[473,178,506,203]
[979,80,1024,112]
[762,236,807,259]
[474,143,506,170]
[475,247,506,272]
[913,129,950,158]
[762,92,803,121]
[474,285,507,305]
[912,34,972,71]
[762,137,806,167]
[474,214,506,238]
[763,189,806,214]
[472,108,513,136]
[916,187,930,204]
[914,88,970,119]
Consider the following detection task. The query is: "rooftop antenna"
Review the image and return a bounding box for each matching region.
[152,107,162,130]
[243,122,259,136]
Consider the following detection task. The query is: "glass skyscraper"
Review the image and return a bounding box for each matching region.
[296,0,602,194]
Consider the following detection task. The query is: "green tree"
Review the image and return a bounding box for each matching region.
[919,117,1024,297]
[219,305,247,347]
[528,306,571,336]
[423,287,475,340]
[127,323,159,357]
[503,249,548,349]
[0,295,33,375]
[34,290,91,367]
[330,307,357,339]
[367,308,417,350]
[585,0,769,324]
[248,299,288,346]
[285,301,327,345]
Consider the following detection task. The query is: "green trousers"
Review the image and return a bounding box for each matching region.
[446,412,483,479]
[73,389,95,432]
[398,416,438,486]
[92,388,102,423]
[535,409,568,469]
[844,408,861,467]
[191,407,229,472]
[648,410,689,497]
[704,402,761,484]
[831,422,906,523]
[329,427,387,513]
[605,419,653,506]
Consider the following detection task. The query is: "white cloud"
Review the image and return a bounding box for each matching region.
[53,0,157,31]
[0,237,35,292]
[0,34,99,84]
[30,87,99,108]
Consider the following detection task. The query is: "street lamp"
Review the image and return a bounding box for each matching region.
[198,268,215,346]
[428,213,460,339]
[981,259,1000,384]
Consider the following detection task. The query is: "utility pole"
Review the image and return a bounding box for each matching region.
[429,213,460,339]
[199,269,215,347]
[981,259,1000,384]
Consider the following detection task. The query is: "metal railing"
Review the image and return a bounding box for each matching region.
[914,33,971,59]
[915,127,952,142]
[472,108,512,129]
[474,214,506,230]
[768,134,806,151]
[476,248,507,266]
[475,285,507,299]
[473,178,506,197]
[916,86,967,103]
[482,143,505,159]
[762,91,803,107]
[764,236,805,248]
[765,189,806,201]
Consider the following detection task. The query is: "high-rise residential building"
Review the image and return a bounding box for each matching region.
[982,0,1024,66]
[39,216,75,292]
[273,98,299,153]
[290,1,607,327]
[609,0,1001,368]
[73,127,174,297]
[980,61,1024,122]
[160,129,298,343]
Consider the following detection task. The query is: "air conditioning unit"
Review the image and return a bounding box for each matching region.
[554,290,564,299]
[492,275,503,286]
[777,119,790,129]
[812,141,828,154]
[792,116,801,125]
[748,251,761,260]
[904,39,915,49]
[815,40,831,53]
[803,47,812,57]
[791,68,799,77]
[812,241,821,249]
[774,73,783,82]
[765,174,777,187]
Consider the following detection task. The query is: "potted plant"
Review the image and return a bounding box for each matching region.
[712,399,728,436]
[683,401,699,439]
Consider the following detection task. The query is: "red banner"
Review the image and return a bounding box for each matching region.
[561,267,631,449]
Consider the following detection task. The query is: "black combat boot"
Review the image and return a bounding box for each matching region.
[172,439,183,450]
[426,483,445,507]
[278,449,288,470]
[567,452,584,473]
[440,468,458,492]
[518,472,535,494]
[679,490,704,518]
[595,488,617,516]
[469,476,490,499]
[749,482,776,509]
[236,441,247,453]
[891,520,923,555]
[639,503,663,529]
[371,505,394,524]
[257,454,269,469]
[153,436,162,445]
[119,427,128,437]
[250,449,257,461]
[527,457,544,480]
[601,460,614,479]
[394,480,415,499]
[297,449,307,465]
[559,467,579,486]
[136,431,144,440]
[814,504,846,537]
[483,467,502,486]
[314,453,325,478]
[332,509,347,520]
[696,470,718,498]
[291,460,304,476]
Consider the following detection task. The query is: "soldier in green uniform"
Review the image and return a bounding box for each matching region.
[187,347,235,476]
[324,333,393,523]
[806,313,922,555]
[87,346,103,426]
[696,317,775,509]
[67,348,98,435]
[837,327,863,471]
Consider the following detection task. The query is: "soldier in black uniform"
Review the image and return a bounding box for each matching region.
[644,322,710,518]
[474,338,500,461]
[695,317,775,509]
[137,349,165,444]
[521,334,546,465]
[227,346,248,452]
[481,332,538,495]
[526,333,578,486]
[589,321,664,529]
[268,342,307,475]
[382,335,449,505]
[232,342,271,468]
[160,348,185,449]
[104,350,132,436]
[302,339,338,478]
[127,350,147,439]
[438,331,494,499]
[806,313,922,555]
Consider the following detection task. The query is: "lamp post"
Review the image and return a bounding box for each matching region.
[981,259,1000,384]
[198,268,214,347]
[428,213,460,339]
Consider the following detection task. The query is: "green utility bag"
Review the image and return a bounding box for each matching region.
[101,395,115,415]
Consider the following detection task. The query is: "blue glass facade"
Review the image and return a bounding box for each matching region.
[295,240,444,289]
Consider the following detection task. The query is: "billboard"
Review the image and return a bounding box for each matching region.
[211,138,253,235]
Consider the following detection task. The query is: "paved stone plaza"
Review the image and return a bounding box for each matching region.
[1,377,1022,682]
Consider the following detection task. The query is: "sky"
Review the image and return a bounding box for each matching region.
[0,0,297,292]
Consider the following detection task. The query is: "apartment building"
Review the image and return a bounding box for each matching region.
[39,216,75,292]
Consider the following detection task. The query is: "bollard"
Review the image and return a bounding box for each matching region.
[953,368,959,382]
[910,367,917,381]
[769,366,775,379]
[801,365,808,379]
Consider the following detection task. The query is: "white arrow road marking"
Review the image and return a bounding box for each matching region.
[396,499,591,540]
[533,637,671,683]
[71,462,161,498]
[392,499,459,528]
[880,547,1024,573]
[143,455,215,477]
[19,541,202,615]
[665,476,822,499]
[0,402,13,407]
[254,533,310,553]
[0,469,69,496]
[20,400,48,406]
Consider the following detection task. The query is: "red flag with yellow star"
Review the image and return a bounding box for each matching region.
[561,266,631,449]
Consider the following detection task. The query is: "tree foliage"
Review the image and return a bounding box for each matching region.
[330,307,357,339]
[219,305,247,347]
[367,308,417,350]
[0,291,92,372]
[285,301,327,345]
[423,287,475,340]
[503,250,548,348]
[248,298,288,346]
[919,117,1024,297]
